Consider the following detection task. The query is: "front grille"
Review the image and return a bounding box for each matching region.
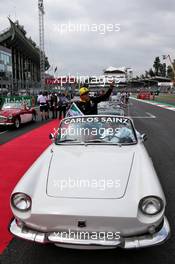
[0,116,7,122]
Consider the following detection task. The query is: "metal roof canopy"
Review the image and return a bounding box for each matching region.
[0,19,40,65]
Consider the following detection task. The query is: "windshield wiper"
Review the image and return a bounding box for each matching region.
[84,139,106,143]
[57,139,80,143]
[84,139,124,146]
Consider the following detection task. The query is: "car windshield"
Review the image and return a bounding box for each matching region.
[98,108,125,116]
[55,116,137,145]
[2,103,21,109]
[98,102,125,116]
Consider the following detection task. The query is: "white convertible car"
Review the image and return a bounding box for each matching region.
[9,115,170,249]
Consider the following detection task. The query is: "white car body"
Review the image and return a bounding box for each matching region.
[10,115,170,249]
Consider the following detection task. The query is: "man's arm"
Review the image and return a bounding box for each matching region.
[92,82,115,104]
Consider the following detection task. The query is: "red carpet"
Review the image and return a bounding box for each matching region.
[0,120,59,253]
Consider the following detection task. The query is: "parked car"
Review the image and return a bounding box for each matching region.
[0,102,37,128]
[9,115,170,249]
[137,91,151,100]
[137,91,156,100]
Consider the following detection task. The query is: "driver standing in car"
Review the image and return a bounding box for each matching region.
[75,81,115,115]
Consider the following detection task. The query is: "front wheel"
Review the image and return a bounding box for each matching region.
[14,118,20,129]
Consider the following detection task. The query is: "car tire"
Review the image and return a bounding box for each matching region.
[14,117,20,129]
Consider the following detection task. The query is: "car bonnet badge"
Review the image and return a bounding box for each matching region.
[78,220,86,228]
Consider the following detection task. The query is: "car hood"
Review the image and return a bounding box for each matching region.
[0,109,20,117]
[46,146,135,199]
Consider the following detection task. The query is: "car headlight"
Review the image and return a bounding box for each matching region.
[7,115,13,120]
[11,193,32,212]
[139,196,163,215]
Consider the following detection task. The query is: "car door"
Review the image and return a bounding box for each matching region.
[19,108,26,123]
[25,107,33,122]
[20,105,31,123]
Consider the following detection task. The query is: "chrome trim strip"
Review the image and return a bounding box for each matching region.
[0,123,13,125]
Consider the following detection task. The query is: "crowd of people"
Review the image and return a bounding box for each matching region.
[112,91,130,105]
[37,91,70,120]
[37,84,130,120]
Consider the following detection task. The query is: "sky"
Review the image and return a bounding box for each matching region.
[0,0,175,77]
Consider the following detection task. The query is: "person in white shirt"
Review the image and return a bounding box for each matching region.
[37,92,47,121]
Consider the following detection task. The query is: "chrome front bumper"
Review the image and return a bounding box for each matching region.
[9,217,170,249]
[0,122,13,126]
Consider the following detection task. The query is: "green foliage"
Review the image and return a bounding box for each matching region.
[153,56,162,76]
[167,65,174,79]
[149,68,155,77]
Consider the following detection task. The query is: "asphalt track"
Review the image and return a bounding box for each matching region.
[1,99,175,264]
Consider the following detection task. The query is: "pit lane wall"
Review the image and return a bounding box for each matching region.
[0,96,37,109]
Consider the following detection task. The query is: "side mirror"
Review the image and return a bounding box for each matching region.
[141,133,148,142]
[49,133,55,141]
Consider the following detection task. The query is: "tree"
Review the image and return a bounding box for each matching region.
[162,63,166,77]
[153,57,161,76]
[145,71,149,78]
[149,68,155,77]
[167,65,174,79]
[159,63,166,77]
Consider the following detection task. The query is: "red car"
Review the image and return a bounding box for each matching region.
[0,102,37,129]
[137,91,151,100]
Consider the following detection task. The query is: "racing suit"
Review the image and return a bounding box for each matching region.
[75,87,113,115]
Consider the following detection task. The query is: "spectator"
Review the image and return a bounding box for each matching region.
[50,93,58,119]
[43,91,50,120]
[59,93,69,119]
[37,91,47,121]
[125,92,130,104]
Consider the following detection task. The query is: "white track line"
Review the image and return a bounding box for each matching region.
[145,112,156,118]
[0,130,8,135]
[131,97,175,112]
[128,112,156,119]
[131,116,156,119]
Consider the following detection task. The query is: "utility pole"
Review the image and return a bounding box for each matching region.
[38,0,45,90]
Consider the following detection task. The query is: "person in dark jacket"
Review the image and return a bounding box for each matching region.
[59,93,69,119]
[50,93,58,119]
[75,82,115,115]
